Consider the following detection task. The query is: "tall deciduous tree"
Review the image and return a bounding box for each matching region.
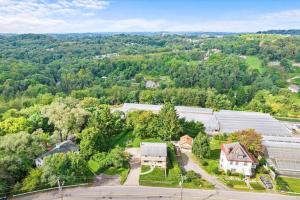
[192,133,210,159]
[42,98,89,142]
[227,129,263,156]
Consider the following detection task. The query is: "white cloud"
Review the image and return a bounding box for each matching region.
[1,3,300,33]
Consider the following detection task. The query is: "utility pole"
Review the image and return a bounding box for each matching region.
[180,174,184,200]
[57,177,64,200]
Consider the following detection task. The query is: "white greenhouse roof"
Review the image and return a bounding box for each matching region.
[215,110,291,137]
[117,103,292,137]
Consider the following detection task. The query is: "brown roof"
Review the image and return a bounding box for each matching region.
[221,142,258,164]
[179,135,193,147]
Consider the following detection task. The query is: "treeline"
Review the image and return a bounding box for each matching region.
[0,33,299,116]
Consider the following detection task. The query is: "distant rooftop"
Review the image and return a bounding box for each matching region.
[140,142,167,157]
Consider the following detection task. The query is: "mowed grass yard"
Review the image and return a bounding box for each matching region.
[276,176,300,193]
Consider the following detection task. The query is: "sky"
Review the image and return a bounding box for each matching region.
[1,0,300,33]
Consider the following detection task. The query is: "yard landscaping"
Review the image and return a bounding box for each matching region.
[194,136,268,192]
[139,145,181,187]
[139,144,213,189]
[276,176,300,193]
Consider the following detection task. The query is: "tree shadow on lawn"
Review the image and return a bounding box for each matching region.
[208,149,220,160]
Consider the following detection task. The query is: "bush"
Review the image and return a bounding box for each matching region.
[201,160,208,166]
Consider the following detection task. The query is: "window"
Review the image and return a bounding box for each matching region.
[244,162,247,166]
[230,162,233,165]
[235,162,238,165]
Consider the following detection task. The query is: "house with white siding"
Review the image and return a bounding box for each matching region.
[219,142,258,176]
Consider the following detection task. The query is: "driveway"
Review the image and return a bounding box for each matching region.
[179,152,229,190]
[124,148,141,186]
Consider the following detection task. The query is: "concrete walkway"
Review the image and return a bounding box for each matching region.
[124,148,141,186]
[179,152,229,190]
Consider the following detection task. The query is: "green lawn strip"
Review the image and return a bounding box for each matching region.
[245,56,265,73]
[109,130,133,148]
[127,137,163,148]
[104,167,130,184]
[250,181,265,191]
[88,161,130,184]
[275,116,300,123]
[276,176,300,193]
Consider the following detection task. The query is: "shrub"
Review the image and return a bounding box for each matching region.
[201,160,208,166]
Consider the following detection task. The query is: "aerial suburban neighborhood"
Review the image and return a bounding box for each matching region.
[1,1,300,200]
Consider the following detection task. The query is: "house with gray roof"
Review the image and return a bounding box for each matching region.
[140,142,167,169]
[35,140,79,167]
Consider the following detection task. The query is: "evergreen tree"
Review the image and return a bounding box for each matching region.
[192,133,210,159]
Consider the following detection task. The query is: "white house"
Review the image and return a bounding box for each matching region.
[140,142,167,169]
[219,142,258,176]
[35,140,79,167]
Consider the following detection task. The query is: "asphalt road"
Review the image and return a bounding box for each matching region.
[13,185,300,200]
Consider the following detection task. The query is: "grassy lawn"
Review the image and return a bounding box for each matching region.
[104,167,130,184]
[109,130,134,148]
[222,179,249,191]
[276,176,300,193]
[250,182,265,191]
[245,56,265,73]
[88,160,130,184]
[110,130,164,148]
[196,137,223,175]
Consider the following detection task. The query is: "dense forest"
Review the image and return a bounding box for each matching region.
[0,33,299,117]
[0,33,300,196]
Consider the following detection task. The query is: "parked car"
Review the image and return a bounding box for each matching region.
[0,196,7,200]
[260,176,273,189]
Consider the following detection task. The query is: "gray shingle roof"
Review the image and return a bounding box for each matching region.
[37,140,79,160]
[140,142,167,157]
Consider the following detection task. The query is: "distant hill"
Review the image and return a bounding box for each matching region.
[257,29,300,35]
